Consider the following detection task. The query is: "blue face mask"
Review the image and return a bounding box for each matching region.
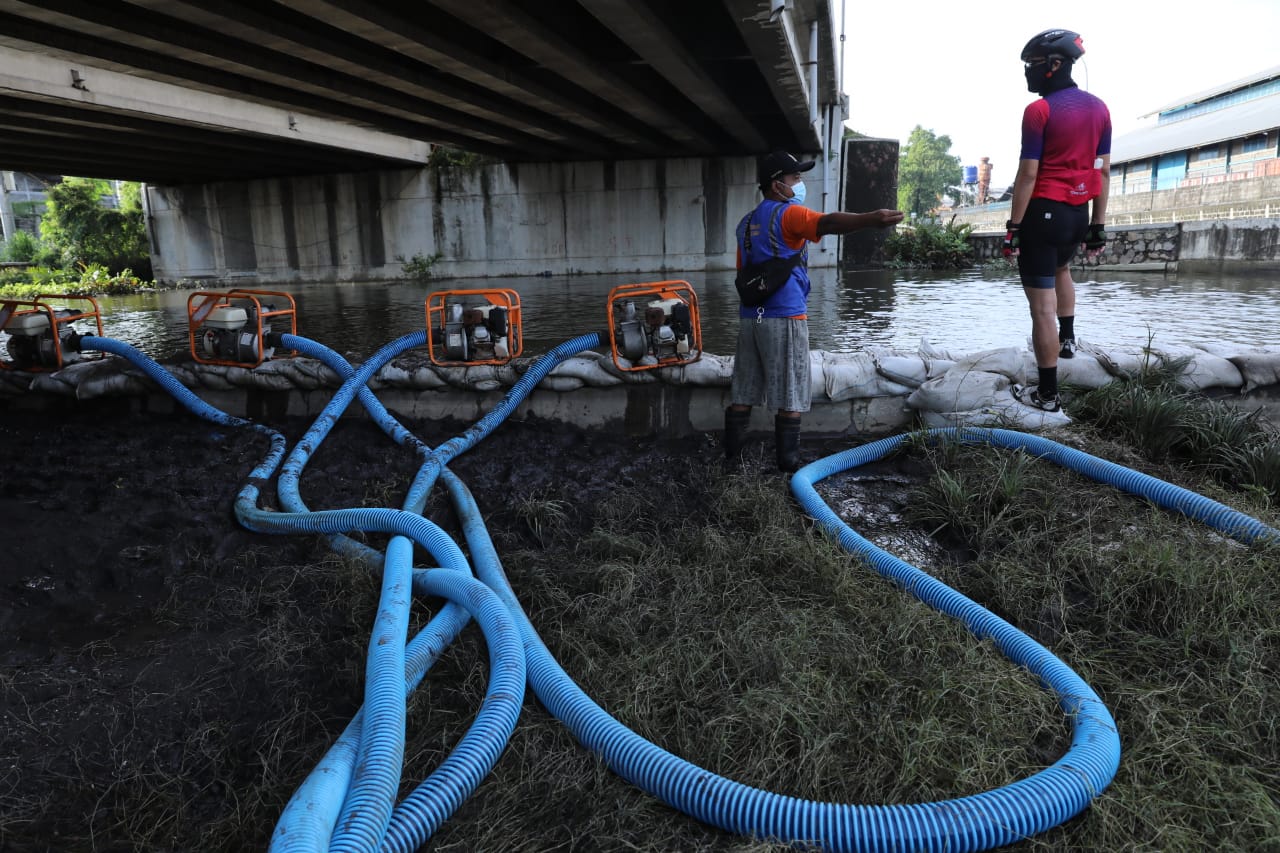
[789,180,807,206]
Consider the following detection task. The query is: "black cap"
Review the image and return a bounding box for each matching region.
[757,150,815,186]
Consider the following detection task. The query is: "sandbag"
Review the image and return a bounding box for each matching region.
[1175,351,1244,391]
[952,346,1027,379]
[871,353,955,389]
[258,357,342,390]
[907,369,1008,414]
[822,353,883,401]
[1227,349,1280,393]
[226,364,296,392]
[462,365,504,393]
[1082,344,1156,379]
[76,369,154,399]
[375,363,449,390]
[669,355,733,386]
[919,397,1072,430]
[808,350,904,400]
[0,370,34,397]
[549,356,623,387]
[187,364,239,391]
[29,360,105,397]
[538,375,585,392]
[601,355,659,382]
[918,338,962,361]
[431,364,504,391]
[1056,354,1115,390]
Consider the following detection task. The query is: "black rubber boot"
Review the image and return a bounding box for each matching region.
[724,407,750,460]
[775,414,802,473]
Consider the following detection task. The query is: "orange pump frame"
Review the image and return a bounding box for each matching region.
[187,289,298,368]
[0,294,104,372]
[605,280,702,373]
[425,288,523,366]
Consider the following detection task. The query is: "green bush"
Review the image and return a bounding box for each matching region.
[884,217,975,270]
[39,178,152,278]
[397,251,443,284]
[1,229,39,262]
[0,263,150,299]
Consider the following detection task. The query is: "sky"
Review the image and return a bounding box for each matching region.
[840,0,1280,191]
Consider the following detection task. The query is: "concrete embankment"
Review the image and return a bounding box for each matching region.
[968,218,1280,273]
[6,341,1280,436]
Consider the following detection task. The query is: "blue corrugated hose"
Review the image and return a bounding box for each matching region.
[79,335,1278,851]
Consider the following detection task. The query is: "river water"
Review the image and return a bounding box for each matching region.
[72,264,1280,362]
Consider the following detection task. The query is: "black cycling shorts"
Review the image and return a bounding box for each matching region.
[1017,198,1089,289]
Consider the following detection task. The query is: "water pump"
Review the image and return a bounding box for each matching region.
[0,295,103,372]
[607,280,701,372]
[426,289,522,366]
[188,289,297,367]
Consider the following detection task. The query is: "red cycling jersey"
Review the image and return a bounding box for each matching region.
[1019,86,1112,203]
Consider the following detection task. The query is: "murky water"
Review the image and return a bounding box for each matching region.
[67,264,1280,361]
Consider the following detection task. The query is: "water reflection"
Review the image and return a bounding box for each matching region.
[75,265,1280,361]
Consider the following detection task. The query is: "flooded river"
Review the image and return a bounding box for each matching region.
[82,264,1280,362]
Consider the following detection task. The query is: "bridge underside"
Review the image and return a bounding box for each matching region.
[0,0,841,184]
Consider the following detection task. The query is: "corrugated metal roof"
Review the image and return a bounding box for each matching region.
[1111,93,1280,164]
[1142,64,1280,117]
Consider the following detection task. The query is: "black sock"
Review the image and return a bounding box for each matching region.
[1038,366,1058,399]
[1059,316,1075,342]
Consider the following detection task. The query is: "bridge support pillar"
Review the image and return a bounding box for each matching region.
[841,138,900,269]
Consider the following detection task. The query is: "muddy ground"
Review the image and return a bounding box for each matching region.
[0,399,922,851]
[0,402,717,658]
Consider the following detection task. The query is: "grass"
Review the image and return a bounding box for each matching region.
[1068,351,1280,494]
[4,375,1279,851]
[903,434,1279,851]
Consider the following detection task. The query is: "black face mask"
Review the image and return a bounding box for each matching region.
[1025,61,1051,93]
[1025,59,1074,95]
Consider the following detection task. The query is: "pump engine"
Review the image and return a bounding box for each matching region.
[442,302,510,362]
[0,295,103,372]
[426,289,522,366]
[198,304,272,364]
[607,281,701,372]
[188,290,297,367]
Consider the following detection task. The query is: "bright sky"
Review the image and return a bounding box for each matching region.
[840,0,1280,190]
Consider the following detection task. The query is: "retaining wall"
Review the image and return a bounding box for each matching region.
[947,175,1280,233]
[968,218,1280,272]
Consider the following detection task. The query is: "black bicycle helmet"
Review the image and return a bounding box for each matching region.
[1020,29,1085,62]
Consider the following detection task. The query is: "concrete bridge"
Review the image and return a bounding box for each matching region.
[0,1,897,283]
[0,0,847,181]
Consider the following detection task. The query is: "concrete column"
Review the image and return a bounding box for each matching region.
[0,171,15,243]
[841,137,900,269]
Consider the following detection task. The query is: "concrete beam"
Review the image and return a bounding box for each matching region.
[271,0,678,154]
[577,0,766,151]
[0,44,430,165]
[427,0,716,151]
[725,0,820,150]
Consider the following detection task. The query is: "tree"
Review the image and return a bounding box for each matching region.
[897,126,962,219]
[39,177,152,277]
